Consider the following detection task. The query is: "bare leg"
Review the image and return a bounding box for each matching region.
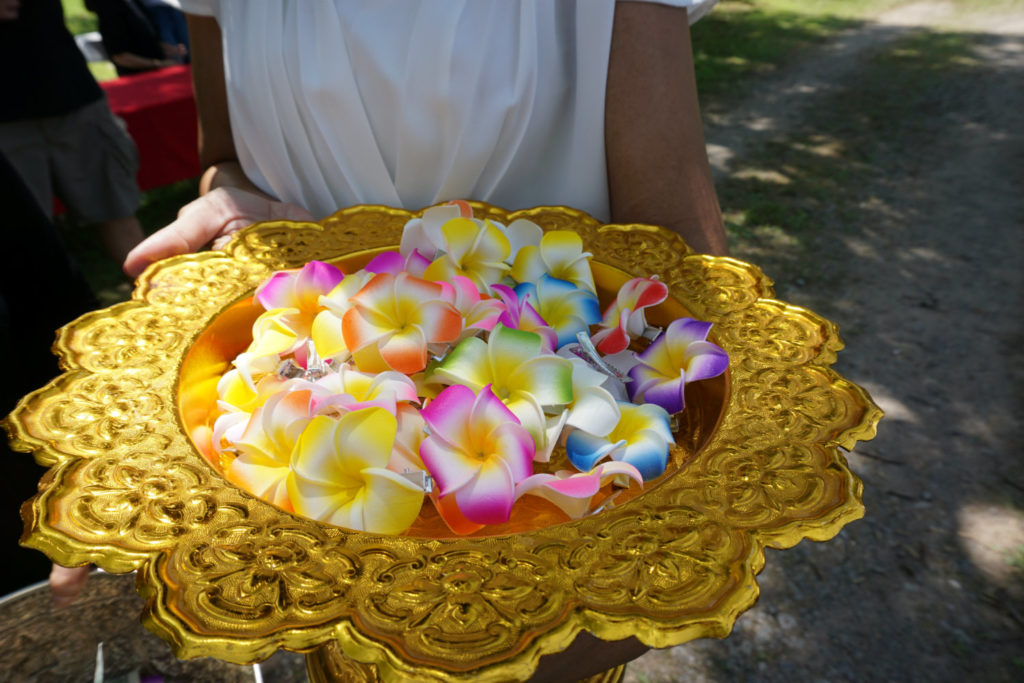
[96,215,146,267]
[50,564,91,608]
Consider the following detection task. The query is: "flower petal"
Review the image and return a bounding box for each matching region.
[682,341,730,382]
[565,430,623,472]
[419,437,480,497]
[378,325,428,375]
[354,467,425,534]
[420,383,476,446]
[455,458,516,524]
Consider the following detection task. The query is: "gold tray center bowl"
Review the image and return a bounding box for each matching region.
[6,203,881,682]
[178,254,730,539]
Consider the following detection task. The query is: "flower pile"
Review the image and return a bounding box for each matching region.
[210,202,728,535]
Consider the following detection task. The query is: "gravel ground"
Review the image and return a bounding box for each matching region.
[628,2,1024,681]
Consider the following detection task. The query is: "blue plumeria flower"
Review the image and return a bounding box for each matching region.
[514,275,601,349]
[565,401,673,481]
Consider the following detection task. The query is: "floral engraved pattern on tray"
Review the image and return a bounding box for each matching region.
[5,203,881,682]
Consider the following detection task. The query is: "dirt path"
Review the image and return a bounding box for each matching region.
[629,3,1024,681]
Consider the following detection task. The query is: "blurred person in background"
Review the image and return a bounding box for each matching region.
[86,0,183,75]
[140,0,190,63]
[0,151,100,595]
[0,0,146,266]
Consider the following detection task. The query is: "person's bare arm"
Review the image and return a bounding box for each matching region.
[123,15,313,278]
[515,4,728,670]
[605,2,727,256]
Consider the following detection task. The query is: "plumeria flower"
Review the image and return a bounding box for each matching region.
[364,249,431,278]
[562,356,623,438]
[628,318,729,415]
[432,324,573,450]
[514,461,643,519]
[310,269,376,361]
[275,365,419,420]
[591,277,669,354]
[288,408,425,535]
[216,368,290,415]
[400,202,542,267]
[399,203,468,259]
[212,371,295,460]
[422,216,512,292]
[342,272,462,374]
[439,276,506,341]
[510,229,596,293]
[514,275,601,349]
[225,389,317,511]
[256,260,346,314]
[419,384,534,524]
[237,261,345,377]
[565,401,674,480]
[501,218,545,264]
[490,284,558,352]
[389,404,427,474]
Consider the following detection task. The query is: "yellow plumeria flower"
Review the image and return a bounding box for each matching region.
[510,230,595,292]
[288,408,424,535]
[423,217,511,292]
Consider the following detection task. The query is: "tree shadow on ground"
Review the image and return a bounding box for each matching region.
[632,19,1024,683]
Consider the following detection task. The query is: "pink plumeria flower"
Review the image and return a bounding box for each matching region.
[628,318,729,415]
[419,384,535,525]
[510,230,596,293]
[288,408,425,535]
[591,277,669,354]
[342,272,463,374]
[490,284,558,352]
[256,260,345,313]
[439,275,506,341]
[432,324,574,454]
[514,461,643,519]
[232,262,344,387]
[364,249,431,278]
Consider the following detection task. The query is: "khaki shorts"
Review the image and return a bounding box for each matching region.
[0,98,140,223]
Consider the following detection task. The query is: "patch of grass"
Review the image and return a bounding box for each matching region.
[61,0,97,35]
[87,61,118,82]
[688,0,927,98]
[692,3,861,97]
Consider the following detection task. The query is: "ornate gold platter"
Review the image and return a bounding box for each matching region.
[5,203,881,681]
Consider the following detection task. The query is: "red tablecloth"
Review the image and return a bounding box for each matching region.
[101,65,201,191]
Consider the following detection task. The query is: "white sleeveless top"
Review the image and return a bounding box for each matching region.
[178,0,716,220]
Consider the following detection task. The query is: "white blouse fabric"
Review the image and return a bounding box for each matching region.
[178,0,717,221]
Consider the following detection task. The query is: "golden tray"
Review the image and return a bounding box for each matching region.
[5,203,881,681]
